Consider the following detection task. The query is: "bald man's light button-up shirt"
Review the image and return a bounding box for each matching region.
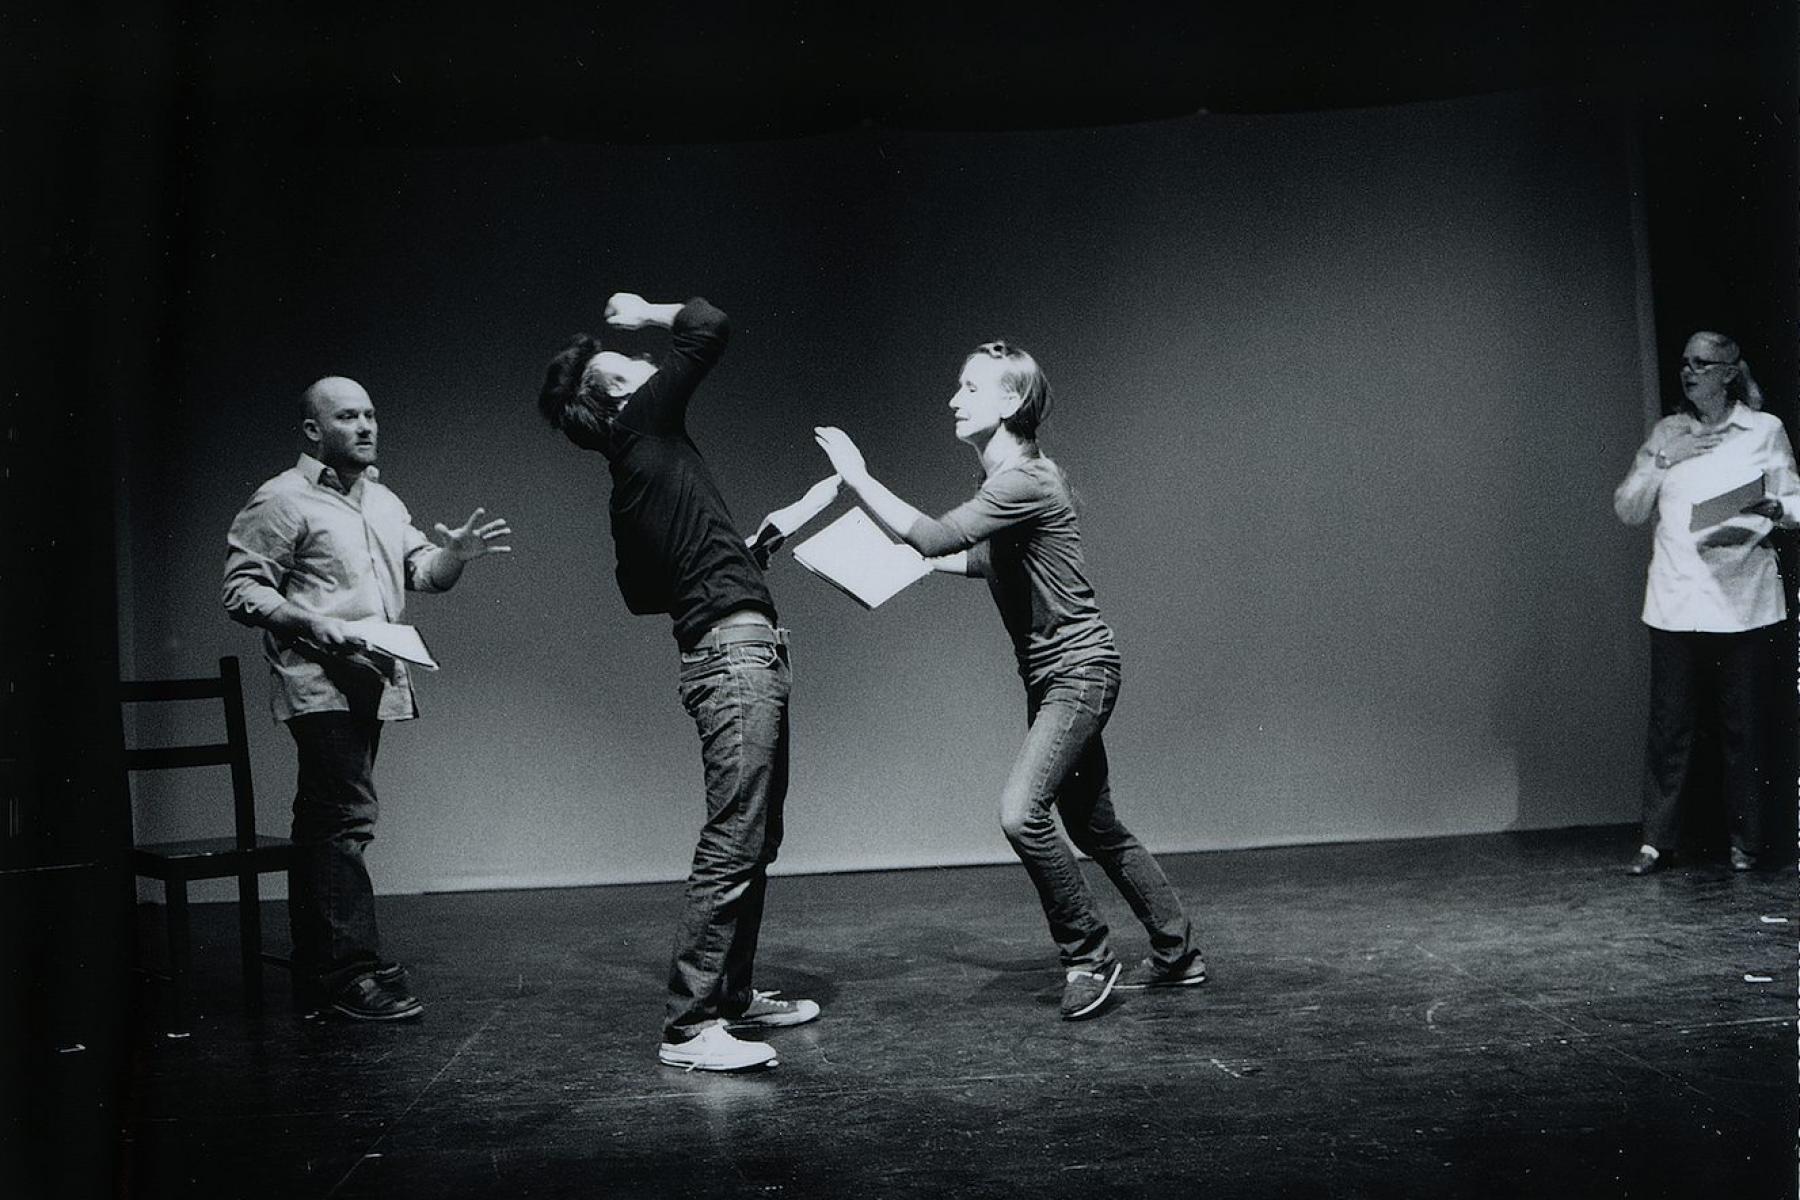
[223,454,444,722]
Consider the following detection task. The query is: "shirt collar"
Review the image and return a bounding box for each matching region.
[296,452,379,494]
[1690,402,1754,432]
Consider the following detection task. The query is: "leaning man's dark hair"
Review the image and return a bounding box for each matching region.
[538,333,617,449]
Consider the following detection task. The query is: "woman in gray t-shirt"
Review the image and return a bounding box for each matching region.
[815,340,1205,1021]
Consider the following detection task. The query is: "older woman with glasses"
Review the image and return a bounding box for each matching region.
[814,341,1203,1021]
[1613,330,1799,875]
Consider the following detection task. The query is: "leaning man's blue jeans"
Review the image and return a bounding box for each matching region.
[664,640,791,1041]
[1001,659,1195,972]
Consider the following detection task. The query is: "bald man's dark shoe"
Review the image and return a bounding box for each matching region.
[328,974,424,1022]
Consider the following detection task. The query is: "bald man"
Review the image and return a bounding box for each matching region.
[223,376,511,1021]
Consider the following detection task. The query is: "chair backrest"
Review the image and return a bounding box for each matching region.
[119,656,257,850]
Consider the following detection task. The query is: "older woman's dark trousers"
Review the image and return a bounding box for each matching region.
[1638,625,1775,855]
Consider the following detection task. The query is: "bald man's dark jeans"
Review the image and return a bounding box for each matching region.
[286,712,385,1001]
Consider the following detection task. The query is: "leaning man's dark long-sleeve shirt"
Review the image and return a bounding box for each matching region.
[565,299,776,648]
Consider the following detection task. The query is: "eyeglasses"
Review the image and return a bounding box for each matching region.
[974,341,1019,359]
[1681,357,1738,373]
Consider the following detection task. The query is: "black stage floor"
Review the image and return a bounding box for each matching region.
[112,827,1797,1198]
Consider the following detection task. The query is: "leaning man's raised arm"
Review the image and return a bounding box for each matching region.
[668,297,731,368]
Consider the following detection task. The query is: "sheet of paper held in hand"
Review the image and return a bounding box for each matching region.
[791,507,932,610]
[1689,474,1765,532]
[342,619,440,670]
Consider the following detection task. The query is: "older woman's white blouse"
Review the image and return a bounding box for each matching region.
[1615,403,1800,632]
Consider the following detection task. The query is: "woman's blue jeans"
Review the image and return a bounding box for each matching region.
[1001,660,1195,972]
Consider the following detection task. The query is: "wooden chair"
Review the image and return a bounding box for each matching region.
[121,655,293,1036]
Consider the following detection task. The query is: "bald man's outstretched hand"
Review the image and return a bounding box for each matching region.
[436,508,513,562]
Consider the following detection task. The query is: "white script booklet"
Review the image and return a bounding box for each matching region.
[1688,473,1765,532]
[342,620,440,670]
[791,507,932,610]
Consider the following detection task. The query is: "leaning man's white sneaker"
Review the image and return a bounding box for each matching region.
[730,990,821,1028]
[659,1023,779,1072]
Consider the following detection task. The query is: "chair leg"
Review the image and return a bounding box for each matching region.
[164,879,193,1038]
[237,870,264,1013]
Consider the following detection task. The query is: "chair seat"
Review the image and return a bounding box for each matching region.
[134,835,295,881]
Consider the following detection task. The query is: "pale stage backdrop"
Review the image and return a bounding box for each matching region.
[119,91,1655,898]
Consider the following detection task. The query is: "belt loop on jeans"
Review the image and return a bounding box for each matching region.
[692,623,788,651]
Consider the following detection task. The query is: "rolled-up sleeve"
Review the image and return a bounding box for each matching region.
[904,513,974,557]
[222,489,300,626]
[904,467,1048,556]
[1614,418,1679,527]
[671,298,730,365]
[1763,423,1800,528]
[1613,448,1662,526]
[400,510,447,593]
